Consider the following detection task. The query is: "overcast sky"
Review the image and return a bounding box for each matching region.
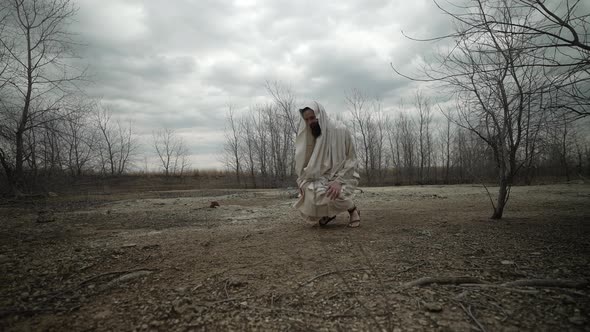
[72,0,453,169]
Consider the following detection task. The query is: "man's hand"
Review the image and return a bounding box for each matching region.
[326,181,342,200]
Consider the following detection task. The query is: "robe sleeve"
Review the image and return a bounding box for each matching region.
[332,129,358,185]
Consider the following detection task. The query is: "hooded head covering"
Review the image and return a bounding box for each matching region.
[294,102,350,181]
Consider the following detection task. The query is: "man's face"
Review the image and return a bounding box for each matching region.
[302,109,321,138]
[302,109,318,127]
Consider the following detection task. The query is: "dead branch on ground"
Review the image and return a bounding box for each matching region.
[403,276,484,288]
[459,302,487,332]
[79,268,157,286]
[502,279,588,288]
[404,276,588,290]
[460,283,540,294]
[298,268,371,288]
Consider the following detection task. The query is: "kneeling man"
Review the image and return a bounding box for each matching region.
[293,102,361,227]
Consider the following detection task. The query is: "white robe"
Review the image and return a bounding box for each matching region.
[293,103,360,220]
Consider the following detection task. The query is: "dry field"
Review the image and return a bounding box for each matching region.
[0,183,589,331]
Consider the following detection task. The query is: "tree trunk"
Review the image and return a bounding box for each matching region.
[12,26,35,192]
[492,178,509,219]
[14,129,25,188]
[0,150,15,192]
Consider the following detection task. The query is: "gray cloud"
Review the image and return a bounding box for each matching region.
[70,0,455,168]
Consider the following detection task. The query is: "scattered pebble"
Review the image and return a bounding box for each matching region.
[424,302,443,312]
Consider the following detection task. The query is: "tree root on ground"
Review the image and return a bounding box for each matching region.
[403,276,588,290]
[403,276,483,288]
[502,279,587,288]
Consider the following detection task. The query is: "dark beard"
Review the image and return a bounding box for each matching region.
[310,122,321,138]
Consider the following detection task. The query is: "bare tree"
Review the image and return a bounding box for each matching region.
[450,126,491,183]
[223,105,241,185]
[253,105,270,182]
[0,0,84,192]
[266,105,285,183]
[438,111,454,184]
[571,124,589,178]
[395,0,563,219]
[415,90,433,183]
[346,89,374,184]
[397,110,417,184]
[62,100,99,176]
[221,100,298,188]
[153,128,189,176]
[240,113,258,188]
[0,6,11,90]
[547,112,576,181]
[257,103,295,185]
[372,100,387,183]
[153,129,174,176]
[265,81,298,178]
[173,140,190,176]
[37,118,64,174]
[520,73,550,185]
[265,80,298,135]
[95,105,138,176]
[472,0,590,119]
[385,113,400,181]
[400,0,589,119]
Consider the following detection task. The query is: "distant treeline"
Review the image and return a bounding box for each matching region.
[222,87,589,190]
[1,0,589,205]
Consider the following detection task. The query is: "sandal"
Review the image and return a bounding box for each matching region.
[347,206,361,228]
[319,215,337,227]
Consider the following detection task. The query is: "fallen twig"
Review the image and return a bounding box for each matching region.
[501,279,588,289]
[101,270,154,290]
[477,291,510,322]
[224,279,230,298]
[239,304,323,317]
[79,268,157,286]
[209,296,255,305]
[405,276,588,294]
[298,268,370,287]
[459,302,487,332]
[460,283,540,294]
[403,276,484,288]
[78,263,96,272]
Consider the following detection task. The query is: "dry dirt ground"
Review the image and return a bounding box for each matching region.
[0,183,589,331]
